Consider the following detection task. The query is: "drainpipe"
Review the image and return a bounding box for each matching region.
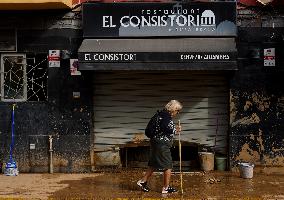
[49,135,53,174]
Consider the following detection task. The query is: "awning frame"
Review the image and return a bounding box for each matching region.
[78,38,238,71]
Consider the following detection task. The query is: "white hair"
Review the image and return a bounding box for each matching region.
[165,100,183,112]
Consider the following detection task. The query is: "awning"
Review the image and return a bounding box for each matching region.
[78,38,237,70]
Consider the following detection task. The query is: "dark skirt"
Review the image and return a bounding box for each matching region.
[148,138,173,171]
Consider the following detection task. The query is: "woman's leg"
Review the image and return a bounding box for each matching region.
[137,167,154,192]
[162,169,177,193]
[141,167,154,182]
[163,169,171,188]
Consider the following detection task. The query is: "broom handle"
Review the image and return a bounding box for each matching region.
[9,104,16,161]
[178,120,183,194]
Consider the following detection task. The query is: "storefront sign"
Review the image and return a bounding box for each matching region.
[83,2,237,37]
[79,52,236,63]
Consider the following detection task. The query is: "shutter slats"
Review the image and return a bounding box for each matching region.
[93,72,228,153]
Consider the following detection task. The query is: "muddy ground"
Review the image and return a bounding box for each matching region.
[0,169,283,199]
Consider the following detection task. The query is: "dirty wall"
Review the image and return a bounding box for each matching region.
[0,10,93,172]
[230,12,284,168]
[1,6,284,172]
[48,59,93,172]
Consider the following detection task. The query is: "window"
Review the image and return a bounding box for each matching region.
[1,54,27,101]
[0,54,48,102]
[26,55,48,101]
[0,29,17,52]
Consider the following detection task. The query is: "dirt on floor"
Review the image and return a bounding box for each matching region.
[0,168,284,199]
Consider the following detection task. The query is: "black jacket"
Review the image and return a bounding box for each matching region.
[153,109,176,142]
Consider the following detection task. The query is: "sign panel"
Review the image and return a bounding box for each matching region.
[83,2,237,37]
[264,48,275,66]
[48,50,60,68]
[79,52,236,63]
[70,59,81,75]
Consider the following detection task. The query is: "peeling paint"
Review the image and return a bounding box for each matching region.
[233,128,284,166]
[272,146,283,153]
[244,100,252,111]
[235,143,260,164]
[230,91,238,125]
[229,32,284,170]
[251,92,271,112]
[231,113,260,127]
[263,155,284,166]
[256,129,264,152]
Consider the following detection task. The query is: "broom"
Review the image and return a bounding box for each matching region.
[4,104,19,176]
[178,120,184,194]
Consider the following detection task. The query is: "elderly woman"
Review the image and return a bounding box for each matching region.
[137,100,183,194]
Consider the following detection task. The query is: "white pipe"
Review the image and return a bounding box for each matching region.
[48,135,53,174]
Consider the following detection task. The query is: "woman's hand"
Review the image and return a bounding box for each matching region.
[176,125,182,134]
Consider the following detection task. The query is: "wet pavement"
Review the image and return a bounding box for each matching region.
[0,168,284,199]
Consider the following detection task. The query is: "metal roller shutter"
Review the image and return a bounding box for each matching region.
[93,71,229,154]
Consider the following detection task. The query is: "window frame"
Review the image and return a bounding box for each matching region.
[1,53,27,102]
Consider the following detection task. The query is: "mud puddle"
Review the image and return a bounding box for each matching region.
[49,169,284,199]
